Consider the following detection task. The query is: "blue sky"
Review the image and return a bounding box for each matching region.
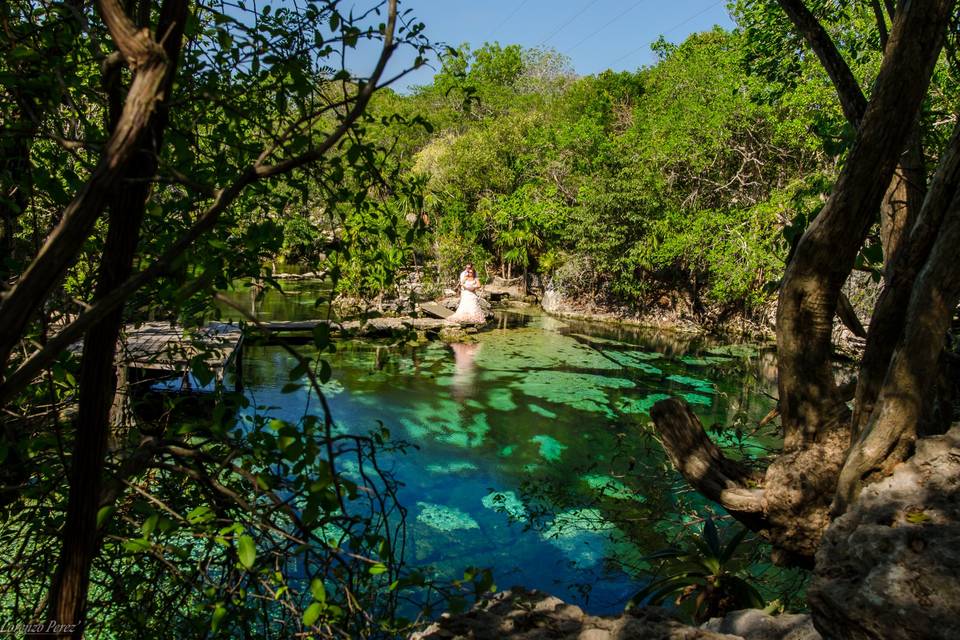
[378,0,735,92]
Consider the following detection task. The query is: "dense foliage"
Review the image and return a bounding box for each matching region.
[364,28,843,314]
[3,0,960,636]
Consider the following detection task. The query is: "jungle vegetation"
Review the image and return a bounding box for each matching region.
[2,0,960,637]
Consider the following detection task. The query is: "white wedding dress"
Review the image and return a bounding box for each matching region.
[446,277,486,324]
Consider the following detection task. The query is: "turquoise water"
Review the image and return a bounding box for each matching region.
[231,290,778,614]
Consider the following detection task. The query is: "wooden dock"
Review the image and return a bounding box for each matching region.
[119,322,244,387]
[115,313,480,394]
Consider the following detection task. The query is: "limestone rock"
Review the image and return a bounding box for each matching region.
[703,610,820,640]
[808,425,960,640]
[438,326,475,344]
[408,588,739,640]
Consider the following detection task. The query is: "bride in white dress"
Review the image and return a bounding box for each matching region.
[446,264,486,324]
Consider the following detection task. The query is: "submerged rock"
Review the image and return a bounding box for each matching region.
[481,491,527,520]
[416,502,480,533]
[808,425,960,640]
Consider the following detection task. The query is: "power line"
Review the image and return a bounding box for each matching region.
[490,0,533,41]
[538,0,606,46]
[607,0,724,67]
[565,0,655,54]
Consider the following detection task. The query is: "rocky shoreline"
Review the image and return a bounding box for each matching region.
[409,588,820,640]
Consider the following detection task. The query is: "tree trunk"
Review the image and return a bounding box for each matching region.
[852,123,960,438]
[649,400,766,528]
[652,1,955,565]
[775,0,926,285]
[880,127,926,274]
[44,0,187,634]
[836,188,960,509]
[776,1,949,446]
[770,0,951,558]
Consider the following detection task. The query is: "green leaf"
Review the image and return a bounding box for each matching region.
[211,604,227,632]
[303,602,323,626]
[312,323,330,349]
[720,526,750,564]
[289,358,310,381]
[96,506,116,528]
[187,505,214,525]
[702,517,721,557]
[310,578,326,603]
[319,360,332,383]
[368,563,388,575]
[142,513,160,537]
[122,539,151,553]
[238,534,256,569]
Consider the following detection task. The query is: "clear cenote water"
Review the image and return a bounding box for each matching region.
[218,280,780,614]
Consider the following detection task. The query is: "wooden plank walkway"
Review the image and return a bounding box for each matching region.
[120,322,243,383]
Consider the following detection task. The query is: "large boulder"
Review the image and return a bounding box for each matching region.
[703,610,820,640]
[808,425,960,640]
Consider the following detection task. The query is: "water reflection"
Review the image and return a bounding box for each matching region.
[216,277,334,322]
[449,342,480,401]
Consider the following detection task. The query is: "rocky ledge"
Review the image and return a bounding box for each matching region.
[808,425,960,640]
[409,588,819,640]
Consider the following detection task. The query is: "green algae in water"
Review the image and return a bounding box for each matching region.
[397,401,490,448]
[499,445,516,457]
[319,379,346,396]
[512,371,635,417]
[487,387,518,411]
[621,350,661,361]
[416,502,479,532]
[475,328,621,372]
[616,393,671,416]
[398,417,431,441]
[481,490,527,520]
[706,344,761,358]
[681,393,713,406]
[569,334,636,347]
[602,350,664,375]
[680,355,733,366]
[426,461,479,475]
[531,434,567,461]
[582,474,644,502]
[666,374,715,394]
[528,403,558,419]
[436,413,490,448]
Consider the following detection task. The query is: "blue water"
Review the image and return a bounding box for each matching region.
[234,306,778,614]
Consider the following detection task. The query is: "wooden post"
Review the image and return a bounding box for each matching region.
[234,337,244,394]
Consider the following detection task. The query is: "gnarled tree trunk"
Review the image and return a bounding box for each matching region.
[652,0,956,565]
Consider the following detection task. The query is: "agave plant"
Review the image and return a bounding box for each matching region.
[627,517,764,623]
